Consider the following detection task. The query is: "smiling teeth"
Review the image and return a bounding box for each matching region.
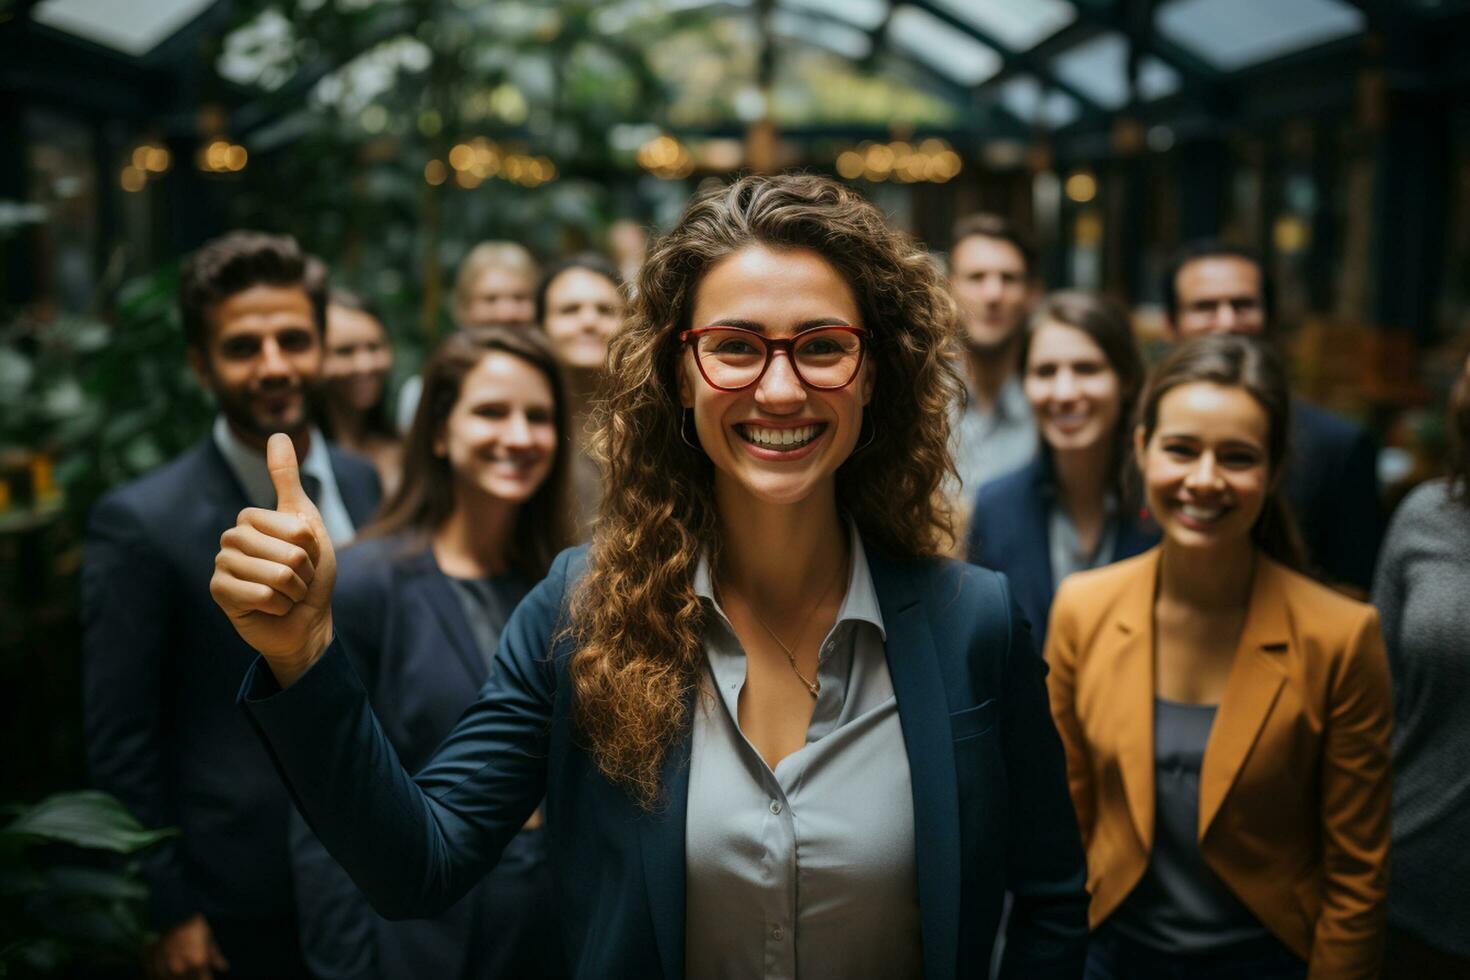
[1181,504,1225,522]
[741,424,820,448]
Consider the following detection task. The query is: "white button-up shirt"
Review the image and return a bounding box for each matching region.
[684,526,921,979]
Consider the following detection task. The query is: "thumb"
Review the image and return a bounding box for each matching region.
[266,432,316,516]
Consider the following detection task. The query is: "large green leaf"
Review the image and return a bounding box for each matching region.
[1,792,176,854]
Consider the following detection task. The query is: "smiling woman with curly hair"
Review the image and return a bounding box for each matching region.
[210,173,1089,979]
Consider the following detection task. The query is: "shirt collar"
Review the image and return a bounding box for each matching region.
[959,374,1030,424]
[212,415,333,510]
[693,519,887,641]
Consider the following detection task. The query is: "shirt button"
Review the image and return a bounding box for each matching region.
[771,925,784,941]
[769,800,782,815]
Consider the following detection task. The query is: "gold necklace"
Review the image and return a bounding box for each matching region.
[732,561,845,700]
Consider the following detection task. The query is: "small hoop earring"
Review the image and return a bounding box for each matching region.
[680,409,700,451]
[854,415,876,454]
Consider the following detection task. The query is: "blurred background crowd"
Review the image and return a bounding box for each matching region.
[3,0,1470,976]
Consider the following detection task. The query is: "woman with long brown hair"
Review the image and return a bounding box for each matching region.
[209,174,1088,978]
[290,328,571,979]
[1045,335,1391,979]
[967,291,1157,654]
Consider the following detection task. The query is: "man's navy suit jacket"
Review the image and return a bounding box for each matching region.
[1287,400,1383,591]
[966,455,1159,655]
[289,533,561,980]
[243,544,1091,979]
[82,436,380,976]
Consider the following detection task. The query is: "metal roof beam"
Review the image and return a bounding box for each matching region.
[1069,0,1221,95]
[901,0,1107,117]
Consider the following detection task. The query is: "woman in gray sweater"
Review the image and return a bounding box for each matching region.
[1372,347,1470,978]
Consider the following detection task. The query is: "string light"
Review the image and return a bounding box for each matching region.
[834,138,962,184]
[121,142,172,191]
[434,138,556,188]
[1064,170,1097,203]
[636,134,694,180]
[197,139,248,173]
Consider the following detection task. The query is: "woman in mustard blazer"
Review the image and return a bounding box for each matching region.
[1045,335,1392,979]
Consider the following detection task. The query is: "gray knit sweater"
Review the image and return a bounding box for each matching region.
[1372,478,1470,955]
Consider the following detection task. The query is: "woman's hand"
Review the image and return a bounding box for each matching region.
[210,433,336,687]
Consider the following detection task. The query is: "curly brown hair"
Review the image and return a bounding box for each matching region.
[567,174,962,807]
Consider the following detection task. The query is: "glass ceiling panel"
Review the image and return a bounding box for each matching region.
[32,0,216,56]
[1051,32,1180,110]
[888,5,1003,87]
[997,74,1081,129]
[1156,0,1364,71]
[771,10,873,60]
[928,0,1075,52]
[780,0,889,33]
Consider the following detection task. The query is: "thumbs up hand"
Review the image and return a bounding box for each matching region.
[211,433,337,687]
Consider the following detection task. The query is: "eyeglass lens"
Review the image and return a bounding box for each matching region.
[693,328,862,389]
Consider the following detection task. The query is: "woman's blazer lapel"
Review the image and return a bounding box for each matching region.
[868,551,961,980]
[401,549,491,689]
[1198,560,1290,839]
[638,695,693,980]
[1103,552,1292,849]
[1101,551,1159,852]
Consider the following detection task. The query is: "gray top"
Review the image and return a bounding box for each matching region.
[1046,494,1120,590]
[948,377,1037,511]
[1109,698,1270,954]
[1372,478,1470,955]
[445,573,527,671]
[685,527,922,980]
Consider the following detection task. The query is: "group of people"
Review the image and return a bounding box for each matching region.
[79,172,1469,979]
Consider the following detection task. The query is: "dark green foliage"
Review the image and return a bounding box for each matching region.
[0,791,176,978]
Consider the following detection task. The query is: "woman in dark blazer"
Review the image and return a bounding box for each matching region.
[212,175,1089,978]
[967,292,1156,652]
[289,328,573,979]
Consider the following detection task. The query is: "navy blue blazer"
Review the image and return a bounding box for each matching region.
[290,533,560,980]
[1287,400,1382,591]
[966,456,1158,655]
[82,436,380,977]
[243,544,1089,979]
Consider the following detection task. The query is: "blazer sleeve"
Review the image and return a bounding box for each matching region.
[1040,579,1096,846]
[1309,606,1392,979]
[285,552,394,979]
[996,576,1091,979]
[242,549,571,920]
[80,493,198,929]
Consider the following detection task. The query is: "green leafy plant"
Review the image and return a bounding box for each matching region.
[0,791,176,978]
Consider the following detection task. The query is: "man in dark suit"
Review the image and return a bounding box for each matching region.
[81,232,382,979]
[1163,240,1383,592]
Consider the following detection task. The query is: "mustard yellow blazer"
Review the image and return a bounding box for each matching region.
[1044,549,1391,979]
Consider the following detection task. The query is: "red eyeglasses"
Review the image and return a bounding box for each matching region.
[679,325,867,392]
